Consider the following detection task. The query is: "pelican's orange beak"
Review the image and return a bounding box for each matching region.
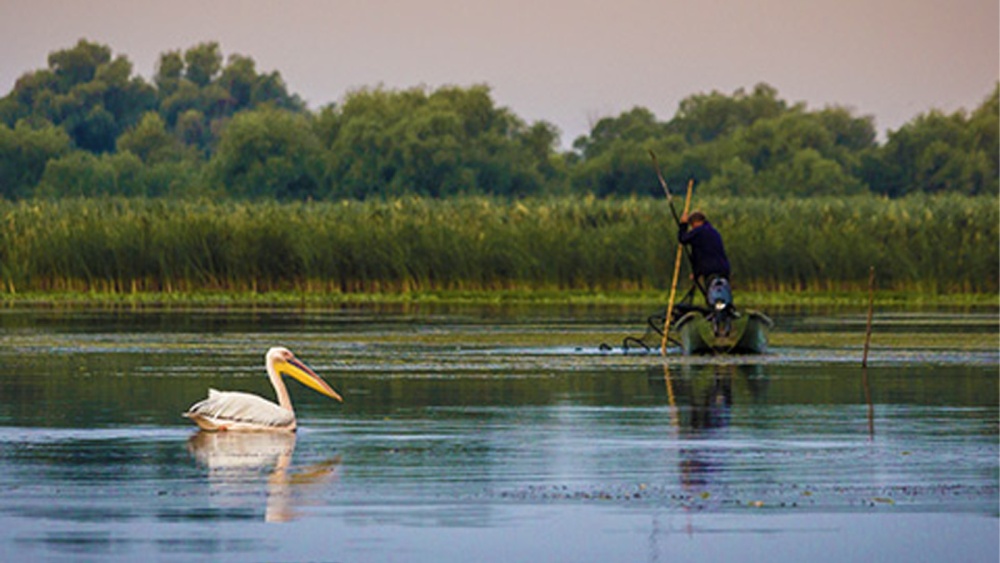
[278,356,343,402]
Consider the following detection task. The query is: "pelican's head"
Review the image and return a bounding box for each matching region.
[267,347,343,402]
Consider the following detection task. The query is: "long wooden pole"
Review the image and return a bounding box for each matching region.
[663,364,680,429]
[862,266,875,367]
[649,151,707,302]
[661,179,695,356]
[648,150,682,226]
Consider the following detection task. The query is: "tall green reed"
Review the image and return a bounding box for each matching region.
[1,194,995,295]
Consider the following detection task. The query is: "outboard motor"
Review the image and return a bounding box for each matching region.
[707,277,734,337]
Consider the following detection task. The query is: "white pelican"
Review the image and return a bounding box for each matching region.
[184,347,342,432]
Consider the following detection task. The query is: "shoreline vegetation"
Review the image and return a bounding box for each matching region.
[2,41,996,315]
[1,195,996,310]
[1,288,996,310]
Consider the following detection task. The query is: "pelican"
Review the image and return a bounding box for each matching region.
[184,347,342,432]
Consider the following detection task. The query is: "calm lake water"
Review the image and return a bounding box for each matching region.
[0,304,997,562]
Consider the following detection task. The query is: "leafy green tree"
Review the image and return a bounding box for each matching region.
[970,90,1000,195]
[570,131,687,197]
[174,109,212,153]
[571,107,664,159]
[0,70,59,126]
[154,45,301,158]
[36,151,109,197]
[106,151,147,196]
[520,121,568,192]
[159,80,234,126]
[154,50,184,97]
[93,56,157,135]
[183,43,222,87]
[323,85,557,198]
[667,83,789,144]
[218,54,257,108]
[763,148,864,196]
[701,156,757,196]
[814,106,877,153]
[710,110,867,196]
[47,39,111,92]
[869,86,999,196]
[730,112,826,172]
[37,150,148,197]
[0,120,72,199]
[159,80,202,127]
[249,71,301,111]
[117,112,190,164]
[139,160,206,198]
[0,39,305,170]
[66,104,118,153]
[568,85,878,197]
[208,107,323,199]
[0,40,155,153]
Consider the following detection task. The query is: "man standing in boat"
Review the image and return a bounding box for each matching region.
[679,210,730,281]
[679,211,734,327]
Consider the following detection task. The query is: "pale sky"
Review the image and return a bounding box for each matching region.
[1,0,997,147]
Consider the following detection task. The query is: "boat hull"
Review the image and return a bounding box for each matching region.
[674,310,773,355]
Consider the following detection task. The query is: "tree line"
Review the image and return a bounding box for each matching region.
[1,39,997,201]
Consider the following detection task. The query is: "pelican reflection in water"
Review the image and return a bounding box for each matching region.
[188,431,341,522]
[184,347,342,432]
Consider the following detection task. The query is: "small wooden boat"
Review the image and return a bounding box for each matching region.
[673,308,773,355]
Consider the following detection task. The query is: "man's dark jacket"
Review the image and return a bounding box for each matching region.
[678,221,731,279]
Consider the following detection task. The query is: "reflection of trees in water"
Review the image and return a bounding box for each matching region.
[187,432,340,522]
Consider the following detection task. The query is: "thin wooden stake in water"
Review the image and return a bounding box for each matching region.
[862,367,875,440]
[661,179,695,356]
[862,266,875,367]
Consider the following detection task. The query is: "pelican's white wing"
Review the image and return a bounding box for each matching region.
[184,389,295,431]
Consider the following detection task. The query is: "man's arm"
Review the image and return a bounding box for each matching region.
[678,217,693,243]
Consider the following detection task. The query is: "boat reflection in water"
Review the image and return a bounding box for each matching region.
[651,363,768,425]
[652,364,768,489]
[187,431,340,522]
[653,363,875,490]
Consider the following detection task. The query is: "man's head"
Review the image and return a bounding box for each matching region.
[688,211,707,227]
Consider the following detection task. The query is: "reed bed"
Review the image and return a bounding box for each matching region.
[1,194,996,295]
